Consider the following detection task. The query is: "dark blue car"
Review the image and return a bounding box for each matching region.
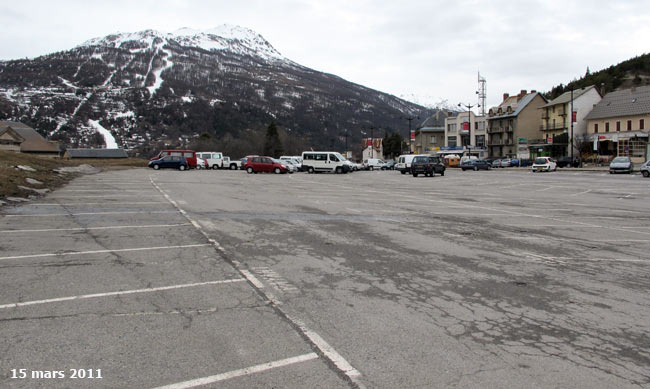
[148,155,189,170]
[461,159,492,171]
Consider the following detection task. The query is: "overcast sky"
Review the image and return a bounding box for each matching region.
[1,0,648,109]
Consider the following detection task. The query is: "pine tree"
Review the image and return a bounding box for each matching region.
[263,122,283,157]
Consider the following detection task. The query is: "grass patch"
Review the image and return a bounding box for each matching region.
[0,150,146,201]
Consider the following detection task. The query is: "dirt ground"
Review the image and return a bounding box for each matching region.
[0,150,144,202]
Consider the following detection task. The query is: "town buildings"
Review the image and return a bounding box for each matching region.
[444,111,488,159]
[585,85,650,163]
[487,91,548,159]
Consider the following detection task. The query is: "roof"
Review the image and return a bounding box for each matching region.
[584,85,650,120]
[542,85,600,107]
[0,121,60,153]
[418,109,457,129]
[66,148,128,158]
[488,92,547,120]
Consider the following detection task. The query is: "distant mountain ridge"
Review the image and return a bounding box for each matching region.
[0,25,432,156]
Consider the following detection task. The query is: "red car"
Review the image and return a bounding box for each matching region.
[243,156,288,174]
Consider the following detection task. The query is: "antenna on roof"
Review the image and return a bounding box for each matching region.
[477,71,487,116]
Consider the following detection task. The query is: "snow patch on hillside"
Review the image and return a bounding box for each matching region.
[88,120,118,148]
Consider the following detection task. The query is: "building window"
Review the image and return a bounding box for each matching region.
[616,121,621,132]
[475,135,485,147]
[605,122,609,132]
[594,123,598,133]
[627,120,632,131]
[448,137,457,147]
[430,136,437,144]
[641,119,645,129]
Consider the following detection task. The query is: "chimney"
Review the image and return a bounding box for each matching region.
[503,93,510,101]
[531,90,537,94]
[520,89,527,96]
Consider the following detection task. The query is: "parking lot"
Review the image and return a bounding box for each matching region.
[1,167,649,388]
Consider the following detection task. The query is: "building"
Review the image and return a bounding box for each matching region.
[361,138,383,161]
[539,86,602,158]
[0,121,61,157]
[487,90,548,159]
[585,85,650,163]
[444,111,488,158]
[65,148,128,158]
[413,110,457,155]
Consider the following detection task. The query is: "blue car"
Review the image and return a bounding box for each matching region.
[148,155,189,170]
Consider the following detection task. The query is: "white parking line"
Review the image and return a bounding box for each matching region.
[152,353,319,389]
[0,278,245,309]
[48,194,164,198]
[25,202,169,206]
[150,176,364,386]
[3,210,179,217]
[1,223,192,234]
[0,244,211,261]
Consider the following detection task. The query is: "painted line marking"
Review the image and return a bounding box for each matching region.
[152,353,319,389]
[0,244,211,261]
[26,202,169,206]
[3,210,179,217]
[1,223,192,234]
[48,194,164,198]
[0,278,245,309]
[150,176,363,386]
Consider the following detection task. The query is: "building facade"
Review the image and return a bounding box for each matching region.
[487,90,548,159]
[585,86,650,163]
[444,111,488,158]
[539,86,602,158]
[413,109,456,155]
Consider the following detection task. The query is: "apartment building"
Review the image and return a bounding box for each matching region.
[444,111,488,158]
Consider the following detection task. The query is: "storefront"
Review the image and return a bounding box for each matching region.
[591,131,648,163]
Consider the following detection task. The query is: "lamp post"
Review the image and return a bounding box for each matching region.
[458,102,479,157]
[570,88,574,163]
[402,116,419,153]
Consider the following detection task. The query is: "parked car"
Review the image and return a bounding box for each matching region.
[461,159,492,171]
[195,157,208,170]
[364,158,385,171]
[492,159,503,168]
[301,151,351,174]
[410,155,446,177]
[641,160,650,178]
[222,156,240,170]
[532,157,557,172]
[243,156,289,174]
[148,155,189,171]
[396,154,418,174]
[381,160,396,170]
[280,156,303,171]
[196,152,225,169]
[499,158,513,167]
[273,158,296,173]
[151,150,199,169]
[609,156,633,174]
[557,156,581,168]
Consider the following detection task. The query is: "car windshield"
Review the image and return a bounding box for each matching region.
[612,157,629,163]
[535,158,548,164]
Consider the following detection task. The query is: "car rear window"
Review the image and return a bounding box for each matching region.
[413,157,428,163]
[535,158,548,164]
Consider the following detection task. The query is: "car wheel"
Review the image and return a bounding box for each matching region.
[401,171,406,175]
[153,164,160,170]
[274,167,281,174]
[642,171,650,178]
[413,173,418,177]
[230,164,237,170]
[370,166,374,171]
[247,167,254,174]
[474,166,478,171]
[308,167,315,174]
[212,165,219,170]
[440,171,444,176]
[179,165,186,171]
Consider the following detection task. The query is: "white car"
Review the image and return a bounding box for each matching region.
[532,157,557,172]
[364,158,385,171]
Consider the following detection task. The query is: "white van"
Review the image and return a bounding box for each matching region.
[301,151,351,174]
[196,151,224,169]
[364,158,385,171]
[396,154,419,174]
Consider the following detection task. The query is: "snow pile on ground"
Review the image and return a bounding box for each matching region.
[16,165,36,172]
[54,164,101,174]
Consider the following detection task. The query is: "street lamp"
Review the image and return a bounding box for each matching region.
[458,102,480,156]
[401,116,419,153]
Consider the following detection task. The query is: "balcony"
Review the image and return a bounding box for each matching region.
[488,127,504,134]
[539,124,567,131]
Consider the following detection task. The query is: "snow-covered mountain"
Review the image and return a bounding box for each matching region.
[0,25,432,155]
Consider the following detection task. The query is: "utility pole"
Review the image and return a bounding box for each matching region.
[402,116,419,153]
[570,88,574,163]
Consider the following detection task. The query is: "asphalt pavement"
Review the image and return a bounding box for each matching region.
[1,167,649,388]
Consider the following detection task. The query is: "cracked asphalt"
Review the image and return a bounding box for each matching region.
[1,167,649,388]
